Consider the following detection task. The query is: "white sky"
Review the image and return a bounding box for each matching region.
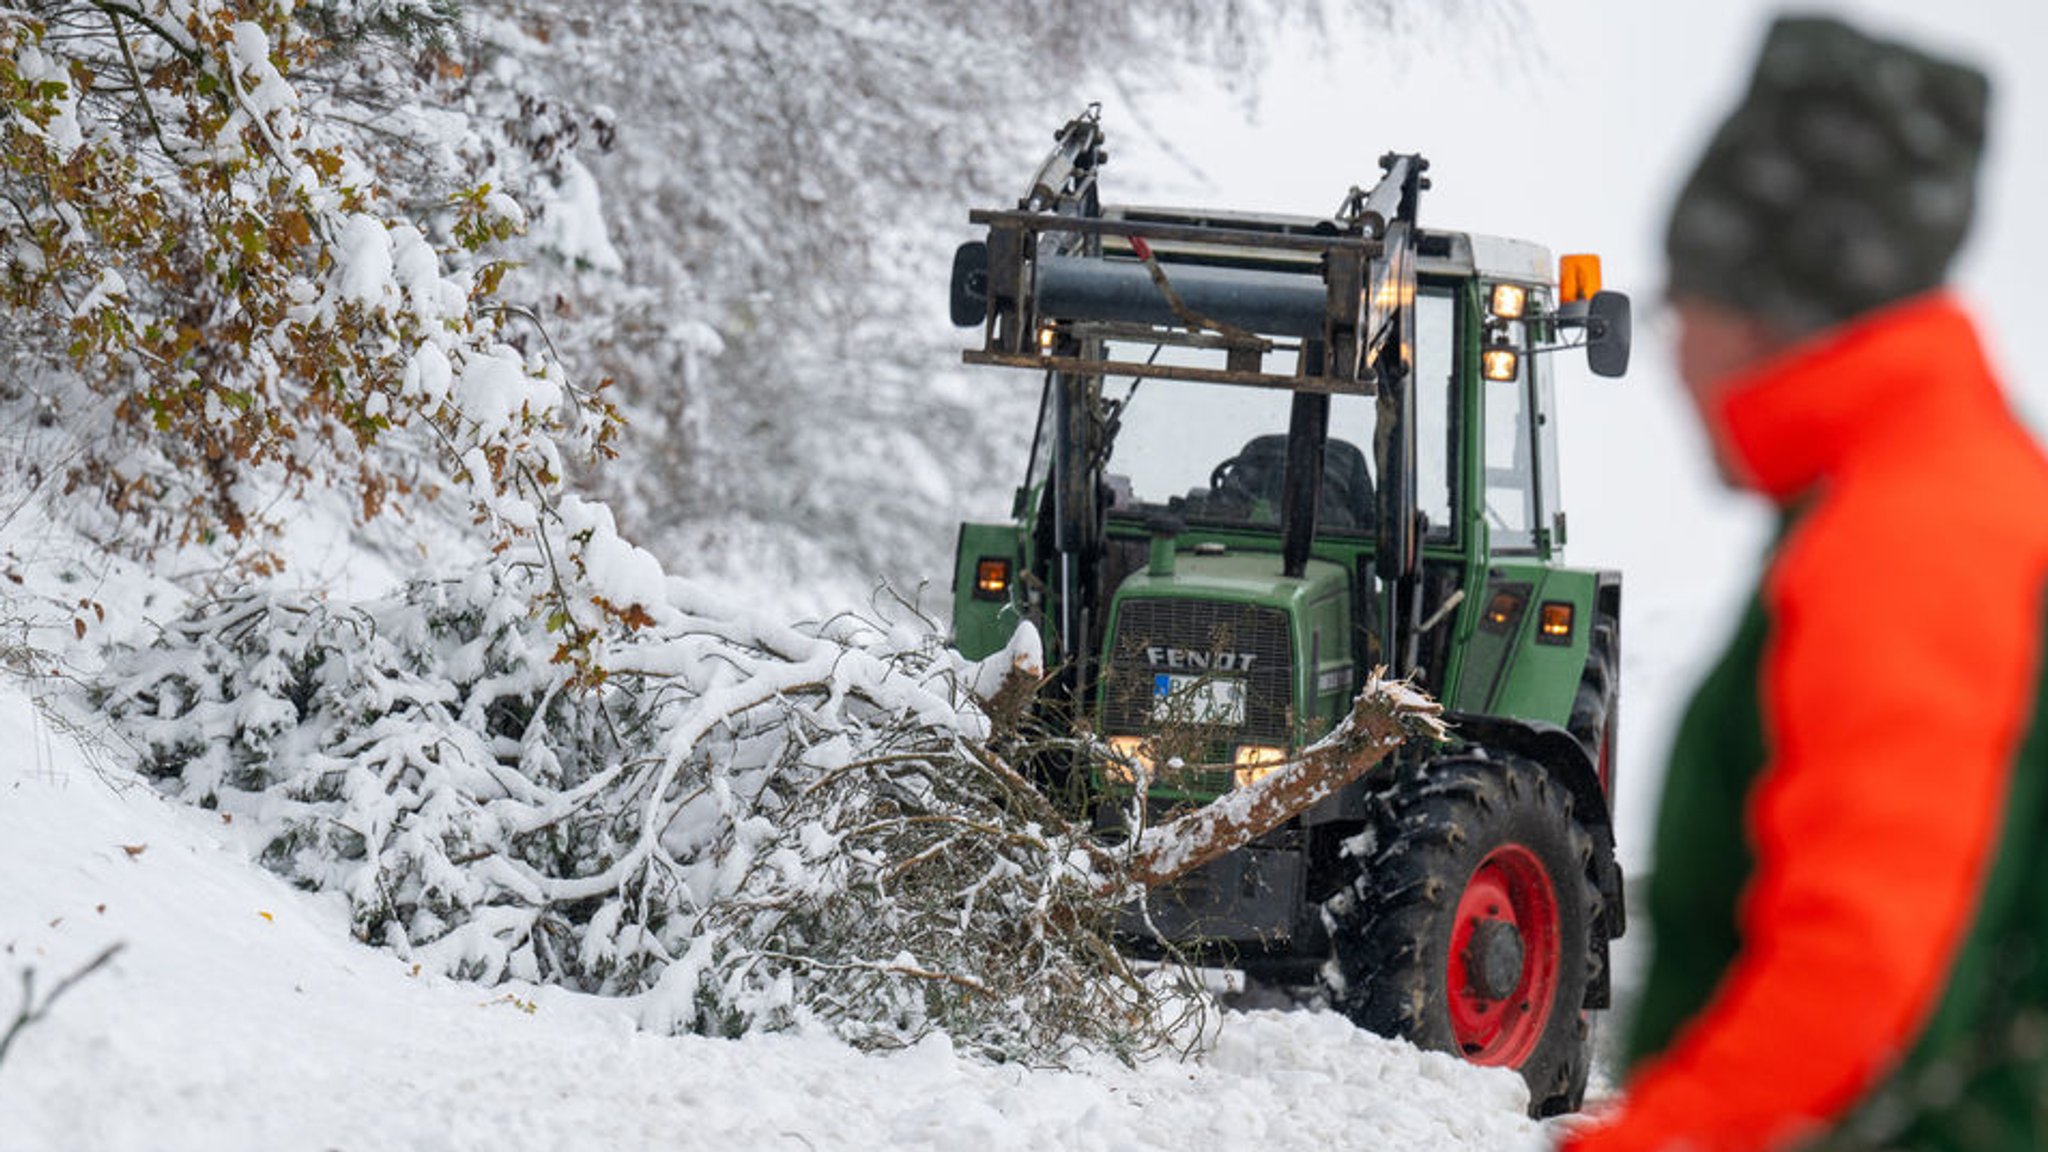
[1108,0,2048,868]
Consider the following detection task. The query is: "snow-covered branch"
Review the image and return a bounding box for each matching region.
[95,563,1197,1061]
[94,564,1446,1064]
[0,1,626,646]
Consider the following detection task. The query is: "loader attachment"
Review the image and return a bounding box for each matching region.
[951,106,1427,395]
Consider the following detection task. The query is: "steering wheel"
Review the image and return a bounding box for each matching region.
[1209,457,1260,506]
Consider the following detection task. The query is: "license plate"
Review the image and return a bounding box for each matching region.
[1151,673,1247,726]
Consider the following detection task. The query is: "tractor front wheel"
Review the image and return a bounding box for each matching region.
[1321,753,1598,1117]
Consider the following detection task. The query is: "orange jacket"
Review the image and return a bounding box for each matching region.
[1566,294,2048,1151]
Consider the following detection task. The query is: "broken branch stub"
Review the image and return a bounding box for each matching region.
[1111,670,1445,896]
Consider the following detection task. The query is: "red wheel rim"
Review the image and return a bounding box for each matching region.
[1446,844,1560,1067]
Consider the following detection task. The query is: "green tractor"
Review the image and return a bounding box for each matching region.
[947,108,1632,1115]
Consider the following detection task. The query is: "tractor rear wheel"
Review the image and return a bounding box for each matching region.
[1321,753,1598,1116]
[1568,621,1619,795]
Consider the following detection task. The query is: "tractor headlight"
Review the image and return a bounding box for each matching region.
[1233,744,1288,789]
[1106,735,1153,785]
[1482,337,1520,383]
[1488,283,1528,321]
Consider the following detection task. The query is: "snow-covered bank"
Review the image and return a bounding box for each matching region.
[0,686,1551,1152]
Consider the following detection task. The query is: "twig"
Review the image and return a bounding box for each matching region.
[0,943,125,1071]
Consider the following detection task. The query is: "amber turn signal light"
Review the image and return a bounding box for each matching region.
[1481,589,1525,633]
[1559,254,1603,305]
[974,557,1010,601]
[1538,601,1575,644]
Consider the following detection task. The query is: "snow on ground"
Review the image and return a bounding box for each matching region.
[0,684,1554,1152]
[0,407,1555,1152]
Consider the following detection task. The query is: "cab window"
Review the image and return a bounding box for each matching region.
[1483,309,1537,551]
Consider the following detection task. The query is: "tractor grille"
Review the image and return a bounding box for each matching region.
[1101,599,1295,758]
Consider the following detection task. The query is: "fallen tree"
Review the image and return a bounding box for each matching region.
[96,568,1445,1063]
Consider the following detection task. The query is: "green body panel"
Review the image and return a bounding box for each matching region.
[951,522,1608,738]
[952,522,1026,661]
[1445,567,1522,713]
[1113,551,1346,611]
[1104,522,1373,567]
[1448,562,1597,726]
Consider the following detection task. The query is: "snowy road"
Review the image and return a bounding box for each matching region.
[0,687,1554,1152]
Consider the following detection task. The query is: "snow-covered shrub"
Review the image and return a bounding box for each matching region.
[97,563,1175,1061]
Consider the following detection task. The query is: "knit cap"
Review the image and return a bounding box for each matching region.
[1665,14,1991,334]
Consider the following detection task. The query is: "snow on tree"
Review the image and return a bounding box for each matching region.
[2,1,592,546]
[2,0,1515,614]
[459,0,1501,609]
[0,0,692,681]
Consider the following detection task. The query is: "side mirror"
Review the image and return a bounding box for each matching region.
[1585,290,1631,378]
[950,241,989,328]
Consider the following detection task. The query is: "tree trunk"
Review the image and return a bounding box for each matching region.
[1109,670,1444,895]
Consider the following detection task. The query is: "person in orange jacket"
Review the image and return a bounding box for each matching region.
[1562,14,2048,1152]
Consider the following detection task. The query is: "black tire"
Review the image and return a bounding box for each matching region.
[1568,622,1618,787]
[1320,753,1599,1117]
[1567,619,1624,1008]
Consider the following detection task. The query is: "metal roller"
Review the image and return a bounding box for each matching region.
[1034,256,1330,339]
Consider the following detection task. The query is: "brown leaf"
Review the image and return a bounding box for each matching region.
[120,843,146,858]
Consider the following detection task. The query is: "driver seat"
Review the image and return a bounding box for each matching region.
[1217,435,1375,529]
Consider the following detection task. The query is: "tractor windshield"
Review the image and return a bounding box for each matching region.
[1104,381,1379,533]
[1103,285,1458,538]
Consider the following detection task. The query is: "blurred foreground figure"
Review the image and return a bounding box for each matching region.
[1564,14,2048,1152]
